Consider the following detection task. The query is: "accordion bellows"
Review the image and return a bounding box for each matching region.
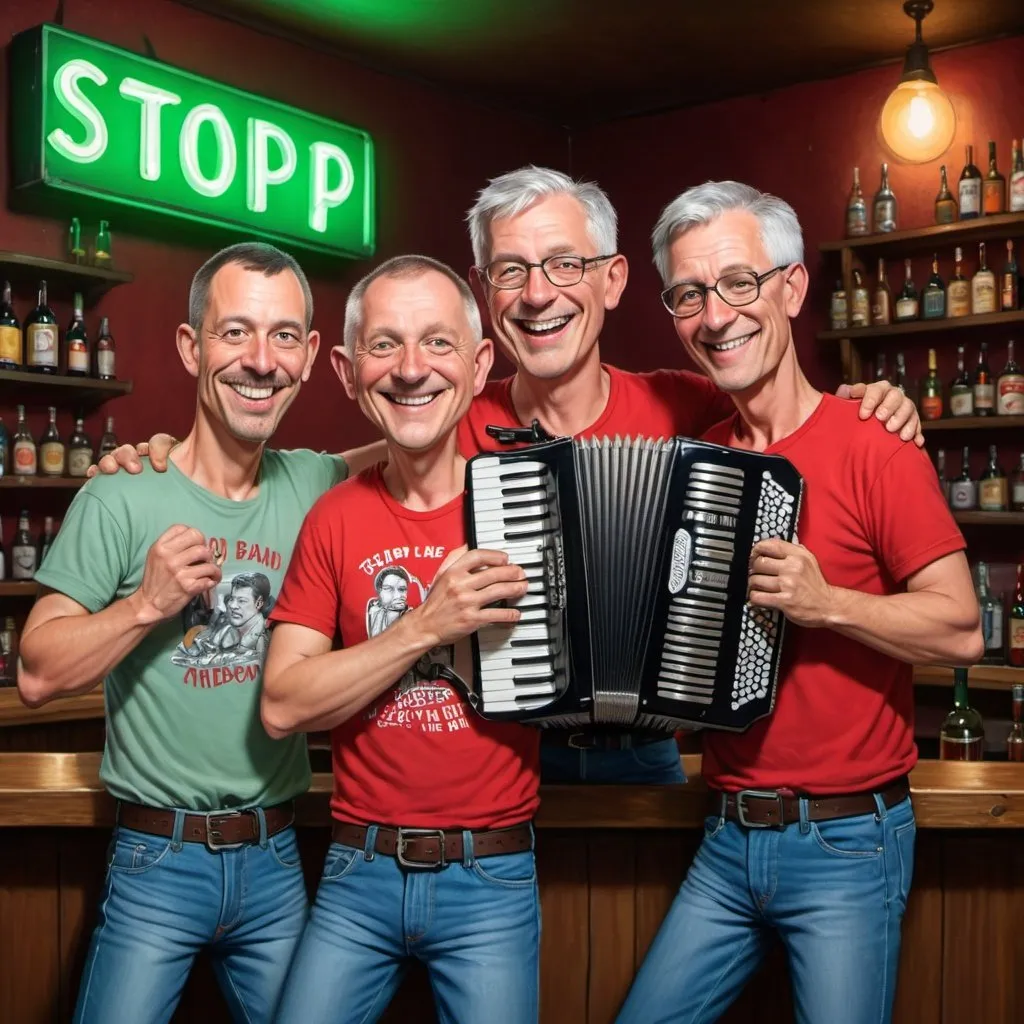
[454,435,803,733]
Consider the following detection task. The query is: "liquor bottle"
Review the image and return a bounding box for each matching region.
[93,220,113,269]
[949,446,977,510]
[894,260,919,321]
[65,292,90,377]
[1012,453,1024,512]
[873,163,897,233]
[997,340,1024,415]
[12,405,36,477]
[921,255,946,320]
[947,247,970,318]
[39,406,65,477]
[891,351,909,393]
[830,280,849,330]
[67,216,86,264]
[1001,240,1019,312]
[850,269,869,327]
[978,561,1005,663]
[846,167,869,237]
[0,416,7,479]
[949,345,973,417]
[871,258,892,326]
[0,617,17,684]
[11,510,37,581]
[1009,569,1024,669]
[936,448,950,504]
[958,144,982,219]
[98,417,119,459]
[24,281,58,374]
[919,348,943,421]
[95,317,116,380]
[934,164,957,224]
[1007,685,1024,759]
[971,243,997,315]
[979,444,1008,511]
[938,668,984,761]
[873,352,888,383]
[1011,139,1024,213]
[38,516,56,566]
[983,141,1006,215]
[0,281,21,370]
[973,342,994,415]
[68,417,93,478]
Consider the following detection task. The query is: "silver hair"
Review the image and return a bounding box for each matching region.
[188,242,314,332]
[465,165,618,267]
[343,255,482,356]
[651,181,805,285]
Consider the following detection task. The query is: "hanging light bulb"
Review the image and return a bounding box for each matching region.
[879,1,956,164]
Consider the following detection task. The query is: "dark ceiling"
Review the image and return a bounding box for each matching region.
[186,0,1024,126]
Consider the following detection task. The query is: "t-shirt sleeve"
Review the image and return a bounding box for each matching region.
[269,501,341,639]
[317,452,349,488]
[34,490,130,613]
[864,444,966,583]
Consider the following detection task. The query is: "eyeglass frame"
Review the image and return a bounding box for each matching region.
[660,264,790,319]
[477,253,620,290]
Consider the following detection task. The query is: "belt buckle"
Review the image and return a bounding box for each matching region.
[205,809,252,851]
[567,732,595,750]
[395,827,446,869]
[735,789,784,829]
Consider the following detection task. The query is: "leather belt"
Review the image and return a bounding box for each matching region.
[118,800,295,850]
[543,729,673,751]
[332,821,533,869]
[710,776,910,829]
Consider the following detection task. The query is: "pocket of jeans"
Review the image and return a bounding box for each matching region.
[322,842,361,882]
[268,827,302,870]
[108,827,172,874]
[895,819,916,899]
[810,812,883,858]
[703,814,725,840]
[472,851,537,888]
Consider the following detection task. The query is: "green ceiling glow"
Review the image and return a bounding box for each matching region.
[10,25,375,259]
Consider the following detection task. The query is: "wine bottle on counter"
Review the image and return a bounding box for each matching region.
[98,417,119,459]
[947,247,970,318]
[977,561,1004,663]
[895,260,918,321]
[873,163,897,233]
[978,445,1007,511]
[949,345,973,417]
[95,317,116,380]
[68,417,93,478]
[939,668,984,761]
[1007,685,1024,760]
[958,144,982,219]
[921,254,945,320]
[983,140,1006,215]
[973,342,994,416]
[11,510,37,580]
[971,243,997,315]
[845,167,869,237]
[1010,139,1024,213]
[12,405,36,477]
[934,164,957,223]
[919,348,942,421]
[65,292,90,377]
[24,281,58,374]
[0,281,21,370]
[949,446,976,511]
[871,258,892,326]
[1001,241,1019,312]
[997,340,1024,416]
[39,407,65,478]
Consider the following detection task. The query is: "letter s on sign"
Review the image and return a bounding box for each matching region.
[48,59,109,164]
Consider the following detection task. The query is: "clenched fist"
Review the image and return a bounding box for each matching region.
[131,524,222,625]
[748,538,834,628]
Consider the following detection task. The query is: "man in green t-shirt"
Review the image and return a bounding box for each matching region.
[18,243,347,1024]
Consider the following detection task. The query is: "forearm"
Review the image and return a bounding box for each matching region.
[18,593,159,705]
[262,613,437,737]
[824,586,981,665]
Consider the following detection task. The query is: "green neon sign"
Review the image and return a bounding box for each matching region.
[10,25,375,259]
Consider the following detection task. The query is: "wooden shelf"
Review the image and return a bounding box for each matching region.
[0,583,38,598]
[0,250,132,305]
[922,415,1024,432]
[820,211,1024,258]
[914,664,1022,692]
[953,511,1024,525]
[818,309,1024,341]
[0,476,86,489]
[0,369,131,412]
[0,686,104,727]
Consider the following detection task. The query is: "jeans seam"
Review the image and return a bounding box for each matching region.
[216,958,255,1024]
[691,931,760,1024]
[73,870,118,1021]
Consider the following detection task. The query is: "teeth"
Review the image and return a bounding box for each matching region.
[230,384,275,400]
[390,393,437,406]
[521,315,572,331]
[709,332,755,352]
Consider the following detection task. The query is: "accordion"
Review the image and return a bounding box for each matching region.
[444,434,803,733]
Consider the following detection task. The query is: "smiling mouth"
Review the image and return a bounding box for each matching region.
[514,313,575,337]
[384,391,444,407]
[224,381,283,401]
[704,330,758,353]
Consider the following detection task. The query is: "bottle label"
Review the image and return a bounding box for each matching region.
[1010,616,1024,652]
[979,478,1008,511]
[851,293,869,326]
[959,179,981,215]
[921,395,943,421]
[830,296,848,330]
[67,343,89,373]
[1003,276,1019,311]
[972,279,997,315]
[847,207,868,236]
[935,202,956,225]
[950,481,977,509]
[983,606,1004,650]
[873,200,896,234]
[40,442,65,476]
[1013,482,1024,506]
[0,325,21,364]
[983,180,1005,214]
[949,391,974,417]
[974,383,995,410]
[11,545,36,580]
[13,441,36,475]
[895,297,918,320]
[97,350,116,378]
[871,294,890,324]
[922,290,945,319]
[68,448,93,477]
[1011,172,1024,213]
[27,324,58,367]
[947,283,970,317]
[997,376,1024,415]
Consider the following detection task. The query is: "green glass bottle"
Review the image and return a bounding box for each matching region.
[939,668,984,761]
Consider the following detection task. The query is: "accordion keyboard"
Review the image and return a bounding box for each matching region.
[468,457,564,713]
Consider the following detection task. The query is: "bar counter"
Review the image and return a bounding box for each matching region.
[2,752,1023,1023]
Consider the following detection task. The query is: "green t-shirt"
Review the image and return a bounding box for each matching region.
[35,448,347,810]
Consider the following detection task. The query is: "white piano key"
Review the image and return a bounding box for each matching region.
[480,681,559,699]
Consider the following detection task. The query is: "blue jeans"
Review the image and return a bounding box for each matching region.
[617,795,916,1024]
[275,828,540,1024]
[541,736,685,783]
[73,818,308,1024]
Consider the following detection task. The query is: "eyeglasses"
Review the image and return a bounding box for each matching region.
[480,253,618,290]
[660,265,789,319]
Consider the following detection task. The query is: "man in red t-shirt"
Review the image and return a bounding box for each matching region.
[617,183,983,1024]
[261,256,542,1024]
[462,165,923,784]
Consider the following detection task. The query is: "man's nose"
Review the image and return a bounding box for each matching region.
[519,264,560,308]
[701,289,740,333]
[395,342,428,381]
[240,333,276,377]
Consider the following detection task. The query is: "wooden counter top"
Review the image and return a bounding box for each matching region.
[2,752,1023,829]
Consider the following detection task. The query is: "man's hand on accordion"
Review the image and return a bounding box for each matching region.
[411,547,529,647]
[747,538,835,629]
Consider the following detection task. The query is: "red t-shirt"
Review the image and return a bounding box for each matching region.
[269,466,540,829]
[458,363,732,455]
[700,394,966,794]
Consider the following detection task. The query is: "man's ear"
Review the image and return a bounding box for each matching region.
[603,254,629,311]
[784,263,810,319]
[176,324,200,379]
[301,330,321,383]
[473,337,495,396]
[330,345,358,401]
